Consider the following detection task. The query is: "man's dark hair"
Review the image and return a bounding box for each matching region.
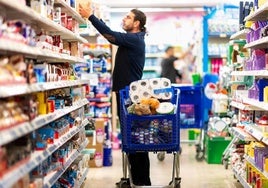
[165,46,174,53]
[131,9,147,32]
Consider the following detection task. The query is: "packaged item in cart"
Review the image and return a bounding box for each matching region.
[129,78,172,103]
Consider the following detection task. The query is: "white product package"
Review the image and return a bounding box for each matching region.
[129,78,172,103]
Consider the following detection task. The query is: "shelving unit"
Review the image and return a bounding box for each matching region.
[0,99,88,146]
[0,119,88,188]
[0,38,87,63]
[75,167,89,188]
[202,5,239,73]
[0,1,90,187]
[0,1,87,43]
[230,29,249,40]
[43,138,89,188]
[227,3,268,186]
[244,1,268,22]
[54,0,87,25]
[232,168,251,188]
[142,45,163,79]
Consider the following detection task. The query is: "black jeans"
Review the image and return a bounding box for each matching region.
[116,91,151,186]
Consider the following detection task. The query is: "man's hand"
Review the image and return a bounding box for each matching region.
[79,2,92,19]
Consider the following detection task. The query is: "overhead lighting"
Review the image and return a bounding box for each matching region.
[98,0,240,8]
[109,7,205,13]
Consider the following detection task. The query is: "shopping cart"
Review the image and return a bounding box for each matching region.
[117,86,181,188]
[157,85,205,162]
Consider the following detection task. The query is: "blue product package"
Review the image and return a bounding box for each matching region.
[258,78,268,101]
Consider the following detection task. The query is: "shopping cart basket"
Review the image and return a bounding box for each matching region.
[117,86,181,188]
[157,85,205,162]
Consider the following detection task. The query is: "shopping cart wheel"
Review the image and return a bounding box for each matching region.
[175,177,181,188]
[169,177,181,188]
[157,152,165,161]
[195,145,204,161]
[222,158,228,169]
[116,178,130,188]
[121,182,130,188]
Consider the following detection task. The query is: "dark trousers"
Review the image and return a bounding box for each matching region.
[116,92,151,186]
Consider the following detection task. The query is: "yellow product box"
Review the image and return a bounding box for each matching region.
[36,92,47,114]
[258,0,267,8]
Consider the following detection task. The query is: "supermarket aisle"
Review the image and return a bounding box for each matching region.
[83,130,243,188]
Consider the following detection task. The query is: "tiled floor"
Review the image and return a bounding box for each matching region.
[83,130,244,188]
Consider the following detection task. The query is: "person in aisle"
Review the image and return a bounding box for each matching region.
[160,45,194,83]
[79,3,151,187]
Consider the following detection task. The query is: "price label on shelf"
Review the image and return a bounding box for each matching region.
[48,145,56,153]
[25,161,35,172]
[62,136,67,143]
[70,129,76,136]
[35,154,42,163]
[32,117,46,128]
[43,150,49,158]
[262,137,268,145]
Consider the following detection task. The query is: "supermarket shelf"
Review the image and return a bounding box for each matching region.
[0,0,87,43]
[242,122,268,146]
[244,125,263,141]
[261,137,268,146]
[230,100,263,111]
[54,0,86,24]
[232,167,251,188]
[231,70,268,76]
[230,127,255,141]
[245,98,268,111]
[244,1,268,21]
[145,53,163,58]
[230,29,249,40]
[143,66,160,72]
[0,119,88,188]
[0,99,89,146]
[87,96,111,102]
[244,35,268,49]
[244,155,268,179]
[43,139,89,188]
[75,168,89,188]
[0,39,87,63]
[0,80,90,98]
[208,33,232,38]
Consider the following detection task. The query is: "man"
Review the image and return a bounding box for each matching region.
[160,46,181,83]
[79,4,151,186]
[160,45,194,83]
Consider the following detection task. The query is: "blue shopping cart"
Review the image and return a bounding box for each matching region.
[117,86,181,188]
[157,84,205,162]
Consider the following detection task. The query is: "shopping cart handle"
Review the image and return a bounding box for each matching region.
[153,87,173,94]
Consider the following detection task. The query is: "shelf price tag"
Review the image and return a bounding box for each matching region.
[43,150,49,158]
[32,117,46,128]
[35,155,42,163]
[62,136,67,143]
[262,137,268,145]
[25,161,35,172]
[25,123,32,132]
[48,145,56,153]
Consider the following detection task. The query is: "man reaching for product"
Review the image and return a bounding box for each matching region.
[79,3,150,187]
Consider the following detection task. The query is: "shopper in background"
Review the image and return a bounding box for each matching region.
[160,45,194,83]
[79,3,151,187]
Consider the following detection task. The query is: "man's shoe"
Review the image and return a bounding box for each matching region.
[115,178,130,188]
